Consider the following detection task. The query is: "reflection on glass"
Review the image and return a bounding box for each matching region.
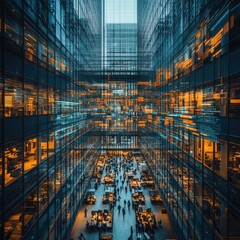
[48,132,55,157]
[4,78,23,117]
[38,85,48,114]
[24,25,37,62]
[39,179,48,212]
[55,165,61,192]
[228,143,240,189]
[4,14,22,46]
[49,167,55,200]
[0,81,3,118]
[24,82,37,116]
[24,138,37,172]
[0,150,2,190]
[4,206,22,239]
[48,88,55,114]
[23,187,37,234]
[39,131,48,162]
[4,142,23,186]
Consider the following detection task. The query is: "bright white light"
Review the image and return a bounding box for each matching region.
[105,0,137,24]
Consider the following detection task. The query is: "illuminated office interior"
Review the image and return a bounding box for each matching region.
[0,0,240,239]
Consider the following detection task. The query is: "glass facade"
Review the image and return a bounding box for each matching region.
[0,0,240,239]
[138,0,240,239]
[0,0,102,239]
[105,23,137,71]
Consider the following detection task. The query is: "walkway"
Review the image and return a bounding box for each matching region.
[70,155,175,240]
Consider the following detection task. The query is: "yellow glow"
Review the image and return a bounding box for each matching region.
[230,99,240,104]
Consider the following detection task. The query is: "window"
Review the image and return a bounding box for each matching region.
[24,25,37,62]
[39,178,48,212]
[4,14,22,46]
[4,141,23,186]
[0,148,3,190]
[4,78,23,117]
[39,131,48,162]
[38,85,48,115]
[229,78,240,117]
[38,38,48,63]
[23,187,38,234]
[0,75,3,118]
[24,81,37,116]
[228,143,240,188]
[4,205,23,239]
[24,137,37,172]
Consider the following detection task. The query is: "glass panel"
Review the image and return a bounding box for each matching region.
[39,131,48,162]
[48,131,55,157]
[4,78,23,117]
[229,208,240,238]
[4,14,22,46]
[25,0,37,21]
[55,165,61,192]
[38,85,48,115]
[228,143,240,188]
[4,141,23,186]
[48,44,55,68]
[23,186,37,234]
[39,178,48,212]
[48,87,54,114]
[203,139,214,170]
[4,206,23,239]
[24,24,37,62]
[38,37,48,63]
[229,79,240,117]
[49,166,55,201]
[38,0,48,33]
[0,147,3,190]
[24,137,37,172]
[0,75,3,117]
[24,81,37,116]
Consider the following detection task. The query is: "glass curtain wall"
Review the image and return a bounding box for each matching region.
[104,0,137,72]
[0,0,102,239]
[138,0,240,239]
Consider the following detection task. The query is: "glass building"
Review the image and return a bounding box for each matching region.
[105,23,137,71]
[0,0,102,239]
[0,0,240,239]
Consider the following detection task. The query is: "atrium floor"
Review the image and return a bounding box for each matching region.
[70,156,176,240]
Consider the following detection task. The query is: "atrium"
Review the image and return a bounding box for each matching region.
[0,0,240,240]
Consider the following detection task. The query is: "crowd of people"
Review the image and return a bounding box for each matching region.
[82,151,163,240]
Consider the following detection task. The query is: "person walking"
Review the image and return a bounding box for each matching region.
[127,200,131,210]
[118,204,121,214]
[84,208,87,217]
[122,207,125,218]
[79,233,86,240]
[109,203,113,211]
[94,182,98,190]
[158,219,162,228]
